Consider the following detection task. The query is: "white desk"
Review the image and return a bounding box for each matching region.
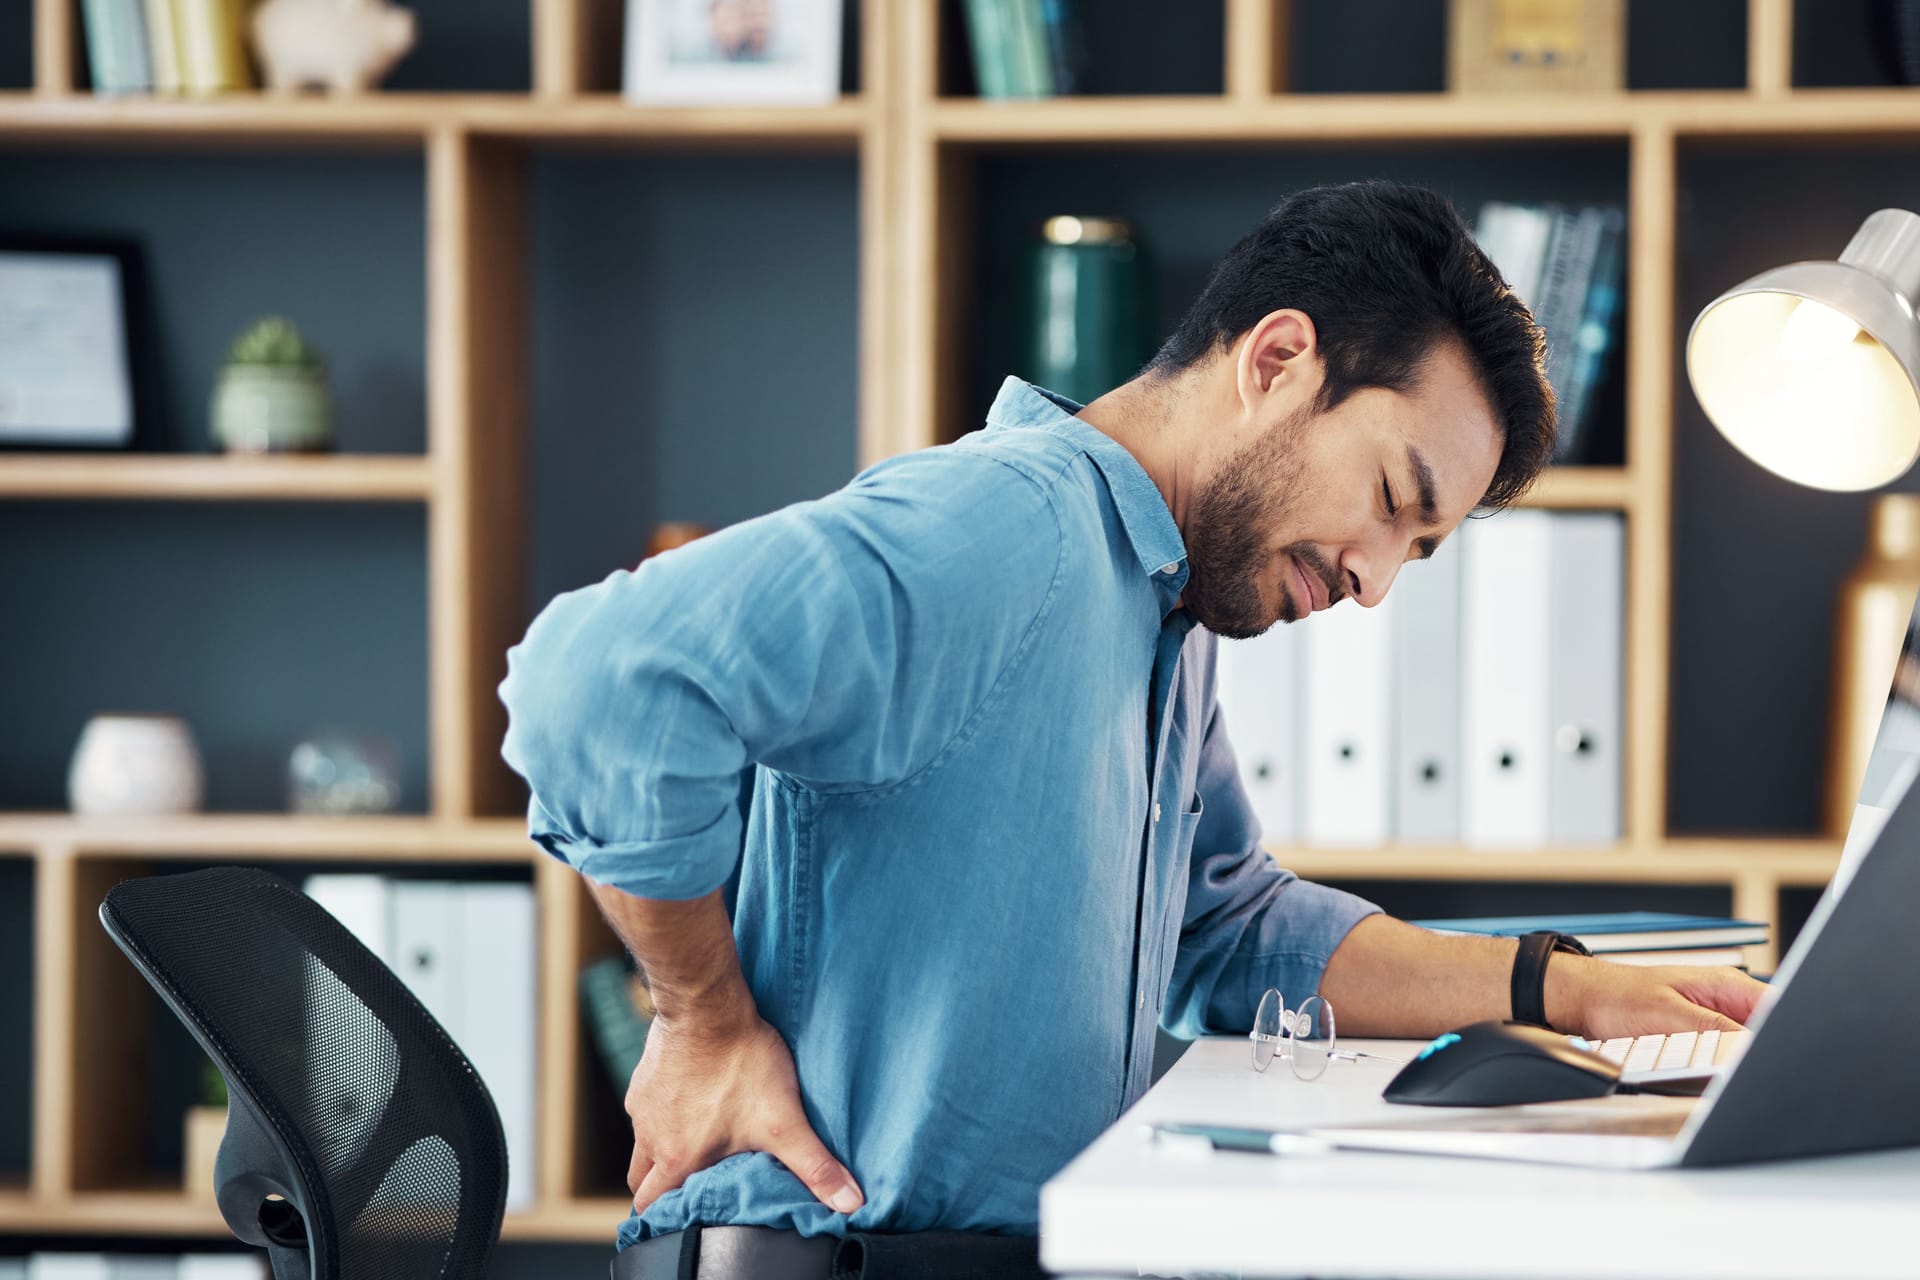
[1039,1036,1920,1279]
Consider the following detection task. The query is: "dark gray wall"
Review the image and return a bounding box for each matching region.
[526,151,861,607]
[1,0,28,89]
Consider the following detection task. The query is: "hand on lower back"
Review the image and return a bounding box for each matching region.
[623,1009,865,1219]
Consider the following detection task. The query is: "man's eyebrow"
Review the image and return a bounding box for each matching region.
[1407,444,1442,561]
[1406,444,1440,526]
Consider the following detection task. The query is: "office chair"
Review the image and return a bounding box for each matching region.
[99,866,508,1280]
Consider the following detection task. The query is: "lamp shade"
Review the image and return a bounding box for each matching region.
[1686,208,1920,491]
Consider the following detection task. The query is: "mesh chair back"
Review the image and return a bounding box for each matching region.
[100,866,507,1280]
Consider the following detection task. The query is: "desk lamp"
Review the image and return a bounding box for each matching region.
[1687,208,1920,491]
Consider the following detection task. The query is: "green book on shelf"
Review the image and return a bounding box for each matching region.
[962,0,1015,99]
[1004,0,1056,97]
[580,954,654,1094]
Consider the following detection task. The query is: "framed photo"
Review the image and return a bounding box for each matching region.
[623,0,845,105]
[1448,0,1625,95]
[0,234,156,451]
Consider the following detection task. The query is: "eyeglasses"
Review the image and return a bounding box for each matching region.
[1247,988,1399,1080]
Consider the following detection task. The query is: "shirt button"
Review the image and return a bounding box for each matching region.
[1158,562,1179,576]
[1138,992,1147,1010]
[1153,802,1162,823]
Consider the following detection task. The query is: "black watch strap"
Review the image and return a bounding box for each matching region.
[1510,930,1590,1029]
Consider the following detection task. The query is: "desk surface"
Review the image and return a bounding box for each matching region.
[1039,1036,1920,1280]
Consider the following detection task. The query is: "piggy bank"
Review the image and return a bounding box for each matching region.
[251,0,418,95]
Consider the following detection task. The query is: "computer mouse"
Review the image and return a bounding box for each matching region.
[1383,1020,1623,1107]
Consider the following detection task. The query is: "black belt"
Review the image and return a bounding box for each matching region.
[608,1223,1050,1280]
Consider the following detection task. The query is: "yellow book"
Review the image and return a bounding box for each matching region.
[177,0,253,94]
[143,0,183,94]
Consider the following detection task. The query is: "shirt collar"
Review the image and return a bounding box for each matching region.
[983,377,1189,593]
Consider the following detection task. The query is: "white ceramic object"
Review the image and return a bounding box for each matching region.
[250,0,418,95]
[68,713,206,815]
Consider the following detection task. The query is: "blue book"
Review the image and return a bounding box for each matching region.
[1410,911,1768,953]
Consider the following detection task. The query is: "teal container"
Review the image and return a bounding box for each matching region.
[1023,216,1153,404]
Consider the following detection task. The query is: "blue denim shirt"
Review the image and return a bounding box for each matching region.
[498,377,1380,1247]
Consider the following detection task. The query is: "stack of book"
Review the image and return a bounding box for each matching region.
[1410,911,1770,969]
[960,0,1085,98]
[80,0,255,96]
[1470,201,1626,466]
[303,874,538,1211]
[1216,509,1624,849]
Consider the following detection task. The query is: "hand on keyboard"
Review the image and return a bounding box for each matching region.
[1547,957,1766,1041]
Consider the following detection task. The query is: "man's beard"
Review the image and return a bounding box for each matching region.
[1182,406,1314,640]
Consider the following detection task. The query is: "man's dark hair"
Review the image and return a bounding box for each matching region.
[1143,180,1555,512]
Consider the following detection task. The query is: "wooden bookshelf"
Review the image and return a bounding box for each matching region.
[0,0,1869,1248]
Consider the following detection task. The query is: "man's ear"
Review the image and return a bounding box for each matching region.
[1236,309,1320,413]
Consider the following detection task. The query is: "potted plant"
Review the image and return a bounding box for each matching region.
[210,315,335,453]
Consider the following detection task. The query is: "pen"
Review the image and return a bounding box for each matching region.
[1142,1121,1336,1155]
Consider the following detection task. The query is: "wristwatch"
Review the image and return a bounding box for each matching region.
[1509,930,1591,1030]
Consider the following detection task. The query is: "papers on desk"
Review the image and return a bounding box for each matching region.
[1213,512,1625,848]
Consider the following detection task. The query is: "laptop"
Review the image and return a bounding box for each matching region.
[1307,666,1920,1170]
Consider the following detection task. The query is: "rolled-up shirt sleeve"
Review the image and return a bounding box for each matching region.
[498,451,1063,902]
[1160,693,1383,1039]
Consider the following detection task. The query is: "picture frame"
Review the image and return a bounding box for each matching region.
[622,0,845,106]
[0,233,157,452]
[1448,0,1625,95]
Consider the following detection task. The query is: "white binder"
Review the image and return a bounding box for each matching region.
[389,881,463,1040]
[1213,624,1297,841]
[1302,593,1396,847]
[458,882,539,1210]
[1548,513,1625,843]
[1462,511,1553,848]
[302,873,389,958]
[1395,534,1465,843]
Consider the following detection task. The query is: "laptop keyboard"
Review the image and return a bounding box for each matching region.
[1572,1029,1749,1078]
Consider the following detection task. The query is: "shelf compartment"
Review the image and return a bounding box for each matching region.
[523,146,862,621]
[0,146,427,456]
[944,139,1630,458]
[56,854,538,1200]
[0,455,436,502]
[0,503,430,815]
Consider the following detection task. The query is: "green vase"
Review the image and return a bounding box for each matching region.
[210,364,334,453]
[1023,215,1153,405]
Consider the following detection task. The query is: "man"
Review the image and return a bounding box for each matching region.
[499,181,1765,1272]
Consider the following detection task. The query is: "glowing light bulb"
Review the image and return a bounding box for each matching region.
[1779,298,1862,362]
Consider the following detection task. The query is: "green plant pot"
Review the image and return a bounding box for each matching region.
[210,363,334,453]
